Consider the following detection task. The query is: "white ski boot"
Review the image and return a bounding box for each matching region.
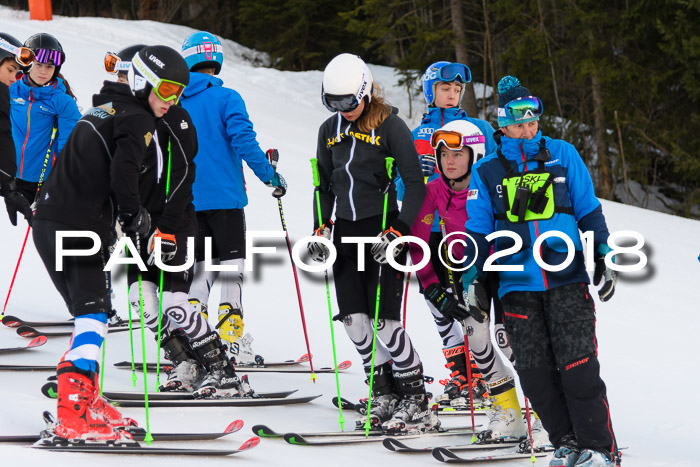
[382,364,440,434]
[477,386,526,443]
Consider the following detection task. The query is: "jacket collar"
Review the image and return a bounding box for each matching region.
[182,71,222,98]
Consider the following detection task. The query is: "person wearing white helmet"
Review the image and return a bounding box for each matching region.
[309,53,435,434]
[409,119,551,447]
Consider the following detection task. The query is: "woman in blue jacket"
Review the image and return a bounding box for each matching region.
[9,33,80,203]
[462,76,620,467]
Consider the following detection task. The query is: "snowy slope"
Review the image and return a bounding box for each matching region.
[0,7,698,466]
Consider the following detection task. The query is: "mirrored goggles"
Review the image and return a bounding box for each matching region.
[431,130,485,150]
[322,93,360,113]
[0,38,35,67]
[34,48,63,66]
[500,96,543,121]
[437,63,471,83]
[104,52,132,74]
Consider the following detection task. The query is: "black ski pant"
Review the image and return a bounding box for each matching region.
[332,213,406,321]
[501,283,617,454]
[32,219,112,317]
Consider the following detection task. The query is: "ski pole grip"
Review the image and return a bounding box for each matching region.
[266,149,279,169]
[385,157,395,178]
[310,158,320,188]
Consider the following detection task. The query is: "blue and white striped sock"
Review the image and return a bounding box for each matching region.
[63,313,108,373]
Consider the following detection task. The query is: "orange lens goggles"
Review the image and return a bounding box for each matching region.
[16,47,35,67]
[104,52,120,74]
[430,130,463,150]
[154,80,185,103]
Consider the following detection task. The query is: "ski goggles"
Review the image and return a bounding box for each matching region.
[132,53,186,103]
[104,52,132,74]
[322,93,361,113]
[431,130,486,150]
[498,96,543,121]
[0,38,35,67]
[431,63,471,83]
[34,48,64,67]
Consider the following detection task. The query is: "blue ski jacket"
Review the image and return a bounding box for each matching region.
[465,130,610,298]
[9,75,80,182]
[397,106,495,232]
[180,72,274,211]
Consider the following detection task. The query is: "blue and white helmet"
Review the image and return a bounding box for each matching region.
[422,61,471,106]
[181,31,223,75]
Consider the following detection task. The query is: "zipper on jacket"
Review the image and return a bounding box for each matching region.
[344,124,357,220]
[19,90,34,179]
[521,141,549,290]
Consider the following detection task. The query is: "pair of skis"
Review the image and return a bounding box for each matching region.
[0,412,259,456]
[252,423,480,446]
[114,353,352,374]
[384,438,551,463]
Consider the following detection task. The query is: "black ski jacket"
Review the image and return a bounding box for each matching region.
[34,81,156,238]
[314,108,425,232]
[138,104,198,234]
[0,83,16,185]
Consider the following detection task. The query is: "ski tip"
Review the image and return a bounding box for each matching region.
[1,315,22,328]
[337,360,352,370]
[382,437,401,451]
[28,335,48,348]
[252,425,279,437]
[283,433,308,445]
[432,447,459,462]
[297,353,312,363]
[238,436,260,451]
[224,419,244,434]
[17,325,41,338]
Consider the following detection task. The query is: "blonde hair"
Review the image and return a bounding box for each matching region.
[356,82,392,133]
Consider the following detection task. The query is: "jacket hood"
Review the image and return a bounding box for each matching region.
[182,71,222,98]
[92,80,139,106]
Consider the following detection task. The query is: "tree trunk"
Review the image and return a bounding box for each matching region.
[590,72,613,199]
[450,0,478,117]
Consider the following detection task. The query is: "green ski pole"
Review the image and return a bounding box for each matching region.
[310,158,344,430]
[154,137,174,388]
[135,235,153,445]
[364,157,395,436]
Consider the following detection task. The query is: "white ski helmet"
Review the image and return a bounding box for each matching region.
[321,53,373,112]
[432,119,486,182]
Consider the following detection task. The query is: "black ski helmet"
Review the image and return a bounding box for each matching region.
[0,32,22,65]
[127,45,189,101]
[24,32,65,81]
[117,44,147,63]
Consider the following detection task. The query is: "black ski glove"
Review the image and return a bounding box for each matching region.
[1,180,32,226]
[424,283,469,321]
[593,243,617,302]
[118,206,151,239]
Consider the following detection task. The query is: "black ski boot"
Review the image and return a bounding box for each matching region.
[382,364,440,434]
[190,331,255,398]
[159,329,205,392]
[355,362,400,430]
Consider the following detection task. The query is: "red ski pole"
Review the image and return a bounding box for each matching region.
[267,149,317,382]
[1,226,30,320]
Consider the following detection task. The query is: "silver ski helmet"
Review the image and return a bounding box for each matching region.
[321,53,373,113]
